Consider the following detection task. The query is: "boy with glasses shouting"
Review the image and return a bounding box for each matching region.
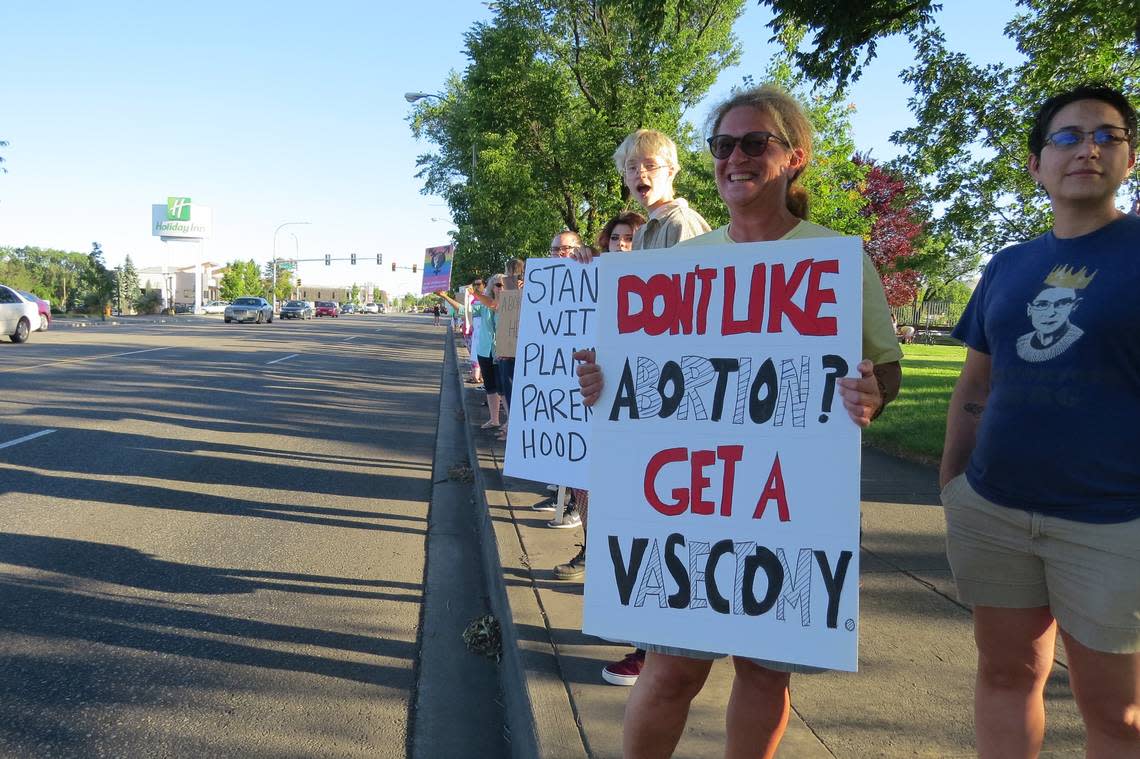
[942,84,1139,758]
[614,129,710,250]
[575,130,710,688]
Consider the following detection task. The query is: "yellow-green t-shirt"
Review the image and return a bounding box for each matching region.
[675,221,903,366]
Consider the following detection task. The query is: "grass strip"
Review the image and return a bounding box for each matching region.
[864,343,967,463]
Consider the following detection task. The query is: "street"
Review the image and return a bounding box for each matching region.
[0,314,504,758]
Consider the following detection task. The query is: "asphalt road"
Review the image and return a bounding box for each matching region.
[0,314,504,758]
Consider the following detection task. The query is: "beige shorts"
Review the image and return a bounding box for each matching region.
[941,473,1140,653]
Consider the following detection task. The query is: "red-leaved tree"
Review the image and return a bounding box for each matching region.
[856,156,923,306]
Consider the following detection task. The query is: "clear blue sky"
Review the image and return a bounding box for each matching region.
[0,1,1019,297]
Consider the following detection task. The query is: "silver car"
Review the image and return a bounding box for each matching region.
[224,297,274,324]
[280,300,313,319]
[0,284,39,343]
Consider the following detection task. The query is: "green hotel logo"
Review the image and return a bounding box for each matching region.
[166,197,192,221]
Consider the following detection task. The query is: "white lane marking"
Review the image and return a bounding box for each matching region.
[0,346,174,374]
[342,336,358,342]
[112,347,173,357]
[266,353,299,365]
[0,429,57,450]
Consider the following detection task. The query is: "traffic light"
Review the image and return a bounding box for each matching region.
[324,254,331,266]
[391,262,396,272]
[296,278,302,287]
[376,253,382,265]
[412,264,418,273]
[350,253,357,265]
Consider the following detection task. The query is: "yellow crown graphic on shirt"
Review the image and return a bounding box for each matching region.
[1044,265,1096,290]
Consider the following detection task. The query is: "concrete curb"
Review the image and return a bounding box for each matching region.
[54,316,205,327]
[447,330,587,759]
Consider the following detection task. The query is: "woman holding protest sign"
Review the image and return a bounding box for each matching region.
[576,84,903,759]
[554,211,647,581]
[494,258,526,442]
[436,276,504,430]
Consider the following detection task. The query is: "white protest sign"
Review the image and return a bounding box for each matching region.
[582,236,864,671]
[503,258,597,488]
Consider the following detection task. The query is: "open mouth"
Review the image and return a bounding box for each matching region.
[636,183,651,195]
[727,172,756,183]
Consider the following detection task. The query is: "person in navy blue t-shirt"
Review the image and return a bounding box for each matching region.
[941,84,1139,758]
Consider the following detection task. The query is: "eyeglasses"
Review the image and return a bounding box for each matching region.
[623,162,669,175]
[550,244,575,254]
[706,131,790,160]
[1045,127,1129,150]
[1029,297,1076,311]
[493,282,504,288]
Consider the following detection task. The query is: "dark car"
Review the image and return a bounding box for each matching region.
[314,300,339,318]
[16,290,51,332]
[280,300,313,320]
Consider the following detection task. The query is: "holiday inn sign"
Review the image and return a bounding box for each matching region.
[152,196,212,239]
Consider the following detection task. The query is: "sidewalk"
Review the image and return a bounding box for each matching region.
[447,334,1085,758]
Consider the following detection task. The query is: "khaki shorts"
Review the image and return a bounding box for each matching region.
[941,474,1140,654]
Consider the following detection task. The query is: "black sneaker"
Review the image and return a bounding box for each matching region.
[554,544,585,580]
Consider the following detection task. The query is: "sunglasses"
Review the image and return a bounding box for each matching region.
[494,282,503,288]
[1045,127,1129,149]
[706,131,790,160]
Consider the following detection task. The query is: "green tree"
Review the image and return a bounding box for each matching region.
[263,260,292,303]
[0,248,36,290]
[412,0,747,284]
[0,245,88,309]
[79,242,116,318]
[761,2,1139,272]
[220,259,264,300]
[758,0,940,92]
[117,255,141,315]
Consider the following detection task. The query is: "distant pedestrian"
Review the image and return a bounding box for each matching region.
[432,303,441,326]
[941,83,1139,758]
[437,278,503,429]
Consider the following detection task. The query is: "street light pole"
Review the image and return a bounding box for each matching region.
[272,221,310,312]
[406,90,476,174]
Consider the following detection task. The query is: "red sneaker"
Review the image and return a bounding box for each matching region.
[601,650,645,686]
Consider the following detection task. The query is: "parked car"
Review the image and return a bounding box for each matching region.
[224,297,274,323]
[0,284,39,343]
[280,300,313,319]
[363,302,380,314]
[203,300,230,314]
[314,300,340,318]
[341,303,356,315]
[16,290,51,331]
